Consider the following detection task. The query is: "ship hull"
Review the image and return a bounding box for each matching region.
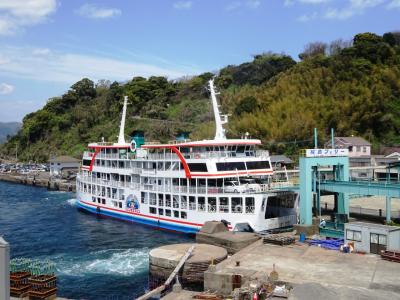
[76,199,200,234]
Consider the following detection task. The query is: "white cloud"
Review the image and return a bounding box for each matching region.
[226,1,242,10]
[76,4,121,19]
[284,0,295,6]
[294,0,387,21]
[226,0,262,10]
[350,0,385,9]
[387,0,400,8]
[32,48,51,56]
[0,83,14,95]
[297,12,318,21]
[0,46,198,84]
[323,7,355,19]
[299,0,331,4]
[0,0,56,35]
[322,0,385,19]
[246,0,261,8]
[285,0,330,5]
[173,1,193,9]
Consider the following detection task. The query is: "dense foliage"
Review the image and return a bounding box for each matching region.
[1,32,400,161]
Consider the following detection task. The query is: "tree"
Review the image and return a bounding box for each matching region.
[353,32,394,63]
[235,96,258,116]
[71,78,96,100]
[328,39,352,56]
[299,42,327,60]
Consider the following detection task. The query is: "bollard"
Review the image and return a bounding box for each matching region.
[0,236,10,300]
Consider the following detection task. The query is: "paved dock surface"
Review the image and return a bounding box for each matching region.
[205,240,400,299]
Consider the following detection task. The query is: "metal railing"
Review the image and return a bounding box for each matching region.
[84,149,270,161]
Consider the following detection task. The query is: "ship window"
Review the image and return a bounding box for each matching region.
[216,162,246,171]
[158,208,164,215]
[165,209,171,216]
[188,163,208,172]
[189,196,196,210]
[181,196,187,210]
[102,199,106,205]
[208,197,216,212]
[141,192,146,204]
[173,196,179,208]
[97,198,101,203]
[158,194,164,206]
[119,202,122,208]
[83,159,91,166]
[150,207,156,214]
[219,197,229,213]
[246,161,271,170]
[237,146,245,153]
[181,211,187,219]
[92,197,96,202]
[231,197,243,213]
[174,211,179,218]
[245,197,255,214]
[198,197,206,211]
[165,194,171,207]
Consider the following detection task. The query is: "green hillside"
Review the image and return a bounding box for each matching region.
[1,32,400,162]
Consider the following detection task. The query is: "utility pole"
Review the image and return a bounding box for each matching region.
[15,143,18,162]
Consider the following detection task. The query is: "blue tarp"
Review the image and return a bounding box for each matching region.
[307,238,344,250]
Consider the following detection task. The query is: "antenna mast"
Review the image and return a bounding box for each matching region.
[209,79,228,140]
[118,96,128,144]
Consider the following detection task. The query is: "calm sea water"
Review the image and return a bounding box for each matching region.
[0,181,191,299]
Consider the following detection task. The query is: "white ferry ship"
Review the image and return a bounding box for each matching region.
[76,80,298,233]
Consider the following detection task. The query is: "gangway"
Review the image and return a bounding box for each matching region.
[319,180,400,198]
[318,180,399,223]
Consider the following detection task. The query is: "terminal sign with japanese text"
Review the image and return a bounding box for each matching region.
[305,149,349,157]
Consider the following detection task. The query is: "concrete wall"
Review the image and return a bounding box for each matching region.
[0,237,10,300]
[388,230,400,252]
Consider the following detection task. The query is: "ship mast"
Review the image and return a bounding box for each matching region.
[209,79,228,140]
[117,96,128,144]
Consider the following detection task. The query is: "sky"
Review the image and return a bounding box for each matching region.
[0,0,399,122]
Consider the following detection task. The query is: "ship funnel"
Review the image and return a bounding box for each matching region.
[208,79,227,140]
[118,96,128,144]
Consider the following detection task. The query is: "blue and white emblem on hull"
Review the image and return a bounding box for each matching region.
[126,194,140,212]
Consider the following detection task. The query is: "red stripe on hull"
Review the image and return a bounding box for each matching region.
[80,200,204,227]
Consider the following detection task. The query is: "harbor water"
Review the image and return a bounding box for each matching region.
[0,181,191,299]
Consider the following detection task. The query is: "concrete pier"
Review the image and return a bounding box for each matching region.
[204,239,400,298]
[149,243,227,285]
[196,221,260,254]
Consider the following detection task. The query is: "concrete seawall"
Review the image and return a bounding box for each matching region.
[0,173,76,192]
